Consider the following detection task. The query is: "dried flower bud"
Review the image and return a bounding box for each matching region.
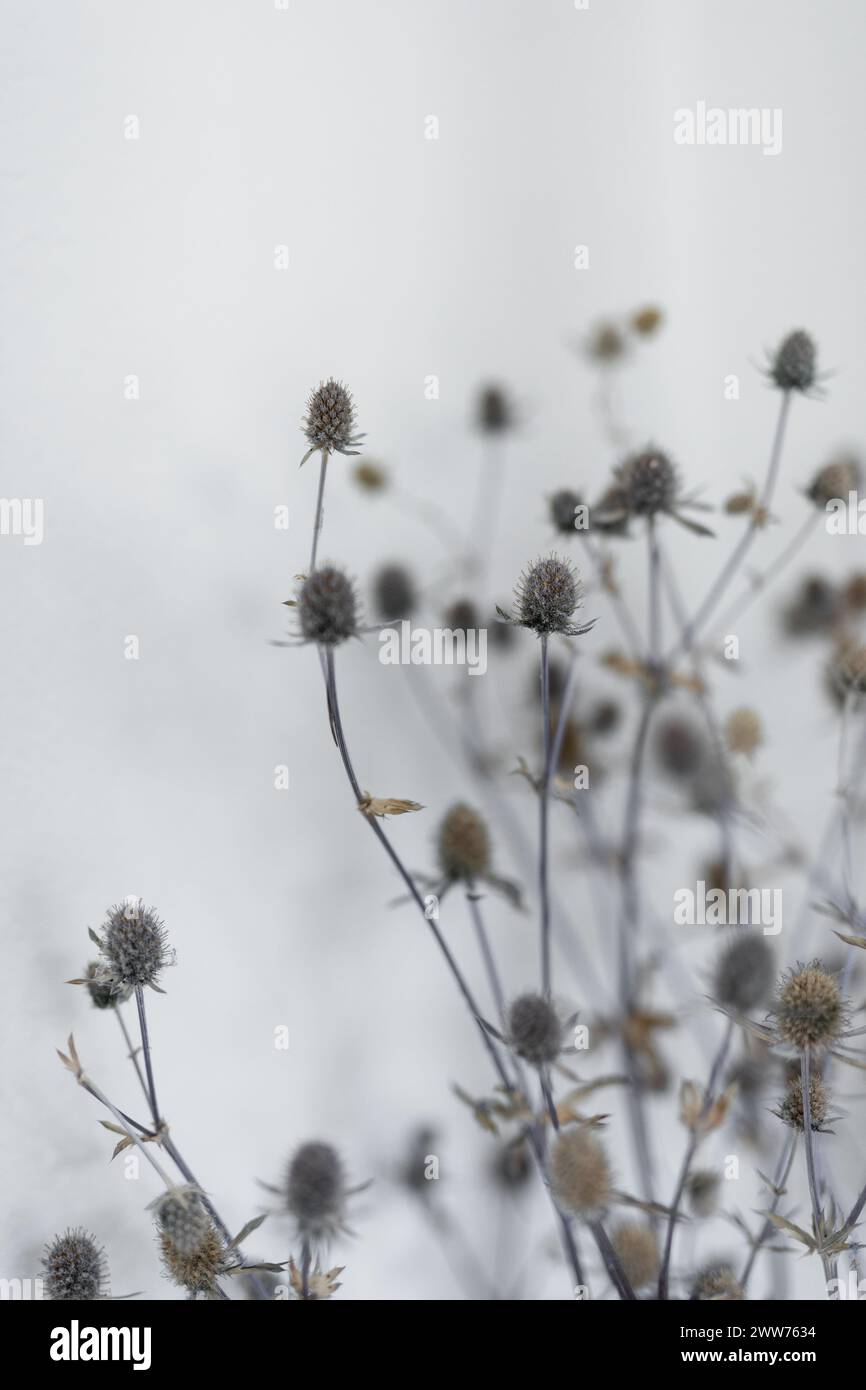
[685,1168,720,1218]
[504,554,592,637]
[443,598,480,635]
[299,566,359,646]
[783,574,840,637]
[713,934,775,1012]
[43,1229,108,1300]
[826,640,866,707]
[153,1187,214,1257]
[373,564,416,620]
[159,1223,225,1296]
[286,1141,346,1244]
[549,489,582,535]
[550,1128,611,1217]
[725,706,762,756]
[630,305,663,337]
[301,379,363,461]
[98,900,172,993]
[655,716,705,779]
[437,803,491,882]
[610,1221,659,1289]
[84,960,127,1010]
[353,461,387,493]
[691,1262,744,1301]
[506,993,562,1067]
[808,454,860,508]
[587,322,626,364]
[772,961,845,1052]
[769,330,817,393]
[491,1140,532,1192]
[775,1070,830,1132]
[624,449,678,517]
[476,384,514,435]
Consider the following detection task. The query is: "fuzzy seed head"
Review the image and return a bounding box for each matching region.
[299,566,359,646]
[373,564,416,620]
[624,449,678,516]
[154,1187,214,1258]
[826,640,866,707]
[587,322,626,363]
[491,1141,532,1192]
[713,934,775,1012]
[685,1168,720,1218]
[656,716,705,779]
[691,1262,744,1301]
[725,706,762,756]
[783,574,839,636]
[549,489,582,535]
[43,1229,108,1300]
[507,993,562,1067]
[773,962,844,1052]
[286,1141,346,1243]
[159,1225,225,1295]
[770,330,817,393]
[437,802,491,881]
[776,1070,830,1132]
[610,1221,659,1289]
[302,379,360,455]
[550,1128,611,1217]
[84,959,127,1009]
[631,305,663,337]
[513,554,582,635]
[808,453,860,508]
[353,461,387,493]
[477,384,514,434]
[99,900,171,992]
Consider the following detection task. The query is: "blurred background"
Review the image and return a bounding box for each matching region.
[2,0,866,1299]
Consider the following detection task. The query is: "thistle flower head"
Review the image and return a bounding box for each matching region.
[298,566,359,646]
[476,384,514,435]
[443,598,480,635]
[624,449,679,517]
[725,706,762,756]
[826,640,866,708]
[43,1229,108,1300]
[586,321,626,364]
[783,574,840,637]
[491,1140,532,1192]
[610,1221,659,1289]
[808,453,860,508]
[630,305,663,337]
[159,1223,225,1296]
[506,992,564,1067]
[437,803,491,881]
[84,959,128,1009]
[691,1262,744,1301]
[499,554,595,638]
[301,379,363,464]
[97,899,172,993]
[550,1128,611,1217]
[713,933,775,1012]
[152,1186,215,1258]
[655,715,705,779]
[373,564,416,620]
[353,461,387,493]
[770,961,846,1052]
[549,489,582,535]
[775,1069,830,1132]
[769,330,817,393]
[286,1141,347,1245]
[685,1168,720,1218]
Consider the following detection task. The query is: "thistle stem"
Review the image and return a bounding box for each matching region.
[135,985,161,1123]
[801,1048,833,1291]
[309,448,329,573]
[539,633,554,996]
[466,891,506,1027]
[590,1218,637,1301]
[740,1132,797,1289]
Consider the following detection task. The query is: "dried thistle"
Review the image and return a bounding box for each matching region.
[770,961,846,1053]
[550,1127,611,1217]
[713,934,775,1013]
[42,1229,109,1300]
[691,1262,744,1301]
[96,899,172,995]
[300,379,364,465]
[775,1069,831,1132]
[286,1142,348,1247]
[497,554,595,637]
[768,330,817,394]
[434,803,522,907]
[807,453,860,508]
[610,1221,659,1289]
[725,706,762,756]
[297,566,360,646]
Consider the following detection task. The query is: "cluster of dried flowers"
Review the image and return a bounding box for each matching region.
[51,324,866,1301]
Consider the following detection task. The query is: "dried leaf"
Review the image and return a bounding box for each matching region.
[357,792,424,819]
[764,1211,816,1252]
[227,1214,267,1251]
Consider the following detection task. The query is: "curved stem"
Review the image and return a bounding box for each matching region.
[539,634,553,995]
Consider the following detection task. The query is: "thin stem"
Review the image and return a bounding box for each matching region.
[539,633,553,996]
[657,1017,735,1299]
[647,515,661,672]
[665,390,792,664]
[740,1133,797,1290]
[135,986,161,1123]
[466,891,506,1027]
[300,1239,311,1300]
[590,1218,637,1301]
[801,1048,833,1292]
[577,531,643,660]
[711,509,819,638]
[113,1003,150,1109]
[77,1075,174,1187]
[309,449,329,573]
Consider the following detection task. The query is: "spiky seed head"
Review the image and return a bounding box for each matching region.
[159,1224,225,1295]
[550,1128,611,1217]
[656,716,705,779]
[507,993,563,1067]
[783,574,840,636]
[776,1070,830,1132]
[685,1168,720,1218]
[43,1230,108,1300]
[286,1141,346,1243]
[491,1140,532,1192]
[624,449,678,516]
[772,961,845,1052]
[513,554,583,635]
[610,1221,659,1289]
[826,640,866,707]
[630,305,663,336]
[725,706,762,756]
[713,934,775,1012]
[84,959,127,1009]
[477,384,514,434]
[808,453,860,508]
[770,330,817,393]
[302,379,360,455]
[153,1187,214,1258]
[590,699,622,736]
[591,480,631,536]
[549,489,582,535]
[437,802,491,881]
[373,564,416,620]
[443,598,480,635]
[691,1262,744,1301]
[353,461,387,493]
[298,566,359,646]
[99,900,171,992]
[587,322,626,363]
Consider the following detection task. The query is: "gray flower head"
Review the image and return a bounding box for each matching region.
[298,565,360,646]
[768,330,818,394]
[97,899,173,994]
[43,1229,109,1301]
[300,379,364,465]
[498,554,596,638]
[286,1141,347,1246]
